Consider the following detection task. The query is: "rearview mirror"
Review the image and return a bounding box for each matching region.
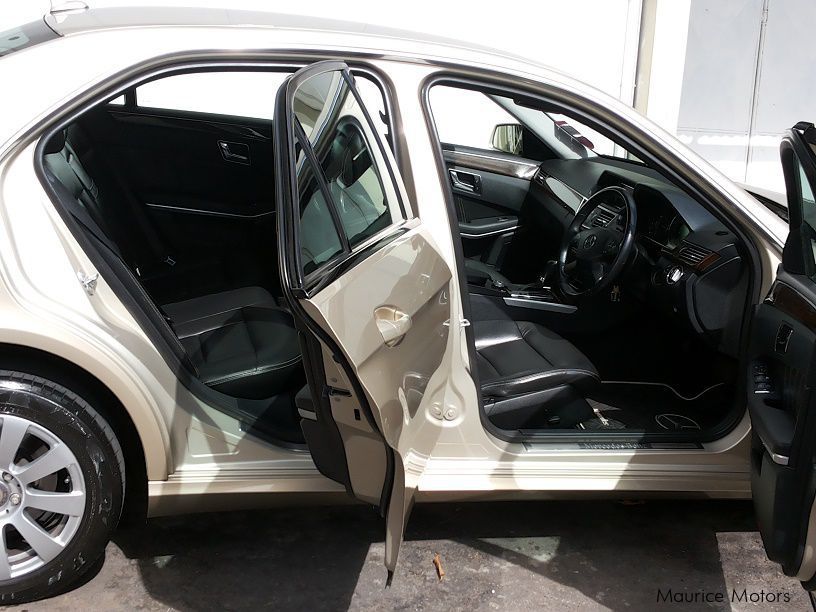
[490,123,523,155]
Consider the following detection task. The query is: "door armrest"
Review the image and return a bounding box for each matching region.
[458,215,518,239]
[749,394,794,464]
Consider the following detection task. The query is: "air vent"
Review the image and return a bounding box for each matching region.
[677,242,715,268]
[592,208,616,227]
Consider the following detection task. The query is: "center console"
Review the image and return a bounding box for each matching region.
[467,270,577,314]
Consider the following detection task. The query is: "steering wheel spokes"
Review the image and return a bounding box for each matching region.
[558,186,637,298]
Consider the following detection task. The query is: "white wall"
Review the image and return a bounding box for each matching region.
[267,0,643,101]
[2,0,640,100]
[672,0,816,194]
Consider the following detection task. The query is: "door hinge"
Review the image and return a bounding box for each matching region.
[443,318,471,328]
[77,271,98,296]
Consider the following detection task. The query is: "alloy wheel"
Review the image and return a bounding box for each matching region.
[0,414,86,580]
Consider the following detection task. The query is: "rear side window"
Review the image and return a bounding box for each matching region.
[136,71,288,120]
[132,70,392,141]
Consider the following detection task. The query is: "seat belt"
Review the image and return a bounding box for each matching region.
[48,176,200,376]
[51,177,122,258]
[101,157,175,268]
[65,126,170,269]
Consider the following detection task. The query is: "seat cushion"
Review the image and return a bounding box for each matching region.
[162,287,303,400]
[474,320,599,398]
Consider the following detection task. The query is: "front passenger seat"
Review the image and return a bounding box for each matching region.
[473,319,599,429]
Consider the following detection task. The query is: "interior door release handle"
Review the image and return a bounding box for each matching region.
[449,169,482,194]
[374,305,412,347]
[218,140,250,165]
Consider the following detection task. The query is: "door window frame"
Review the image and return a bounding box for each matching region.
[276,61,413,298]
[781,124,816,279]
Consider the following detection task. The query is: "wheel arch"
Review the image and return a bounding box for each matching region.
[0,340,167,524]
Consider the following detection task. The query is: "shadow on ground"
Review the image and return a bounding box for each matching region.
[6,500,812,611]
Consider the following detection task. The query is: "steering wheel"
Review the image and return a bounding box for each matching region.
[558,186,637,298]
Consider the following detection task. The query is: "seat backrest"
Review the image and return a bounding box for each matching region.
[43,129,114,239]
[43,125,162,268]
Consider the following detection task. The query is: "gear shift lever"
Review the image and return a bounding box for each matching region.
[540,260,558,286]
[516,260,557,292]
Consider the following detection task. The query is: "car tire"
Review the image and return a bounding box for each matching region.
[0,370,124,604]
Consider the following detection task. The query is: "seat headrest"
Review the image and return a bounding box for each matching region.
[43,130,66,155]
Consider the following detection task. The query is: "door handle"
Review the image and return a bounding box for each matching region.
[449,169,482,194]
[218,140,250,165]
[374,305,412,347]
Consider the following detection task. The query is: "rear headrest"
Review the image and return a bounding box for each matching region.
[43,130,66,155]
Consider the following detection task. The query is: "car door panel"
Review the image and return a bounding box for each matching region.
[275,61,455,576]
[78,105,275,258]
[750,122,816,586]
[442,147,534,267]
[301,227,452,557]
[443,147,533,217]
[749,276,815,569]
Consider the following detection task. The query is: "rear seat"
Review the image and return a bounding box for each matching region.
[43,128,303,401]
[42,125,261,304]
[162,287,302,399]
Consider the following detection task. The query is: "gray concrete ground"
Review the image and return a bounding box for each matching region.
[2,500,812,611]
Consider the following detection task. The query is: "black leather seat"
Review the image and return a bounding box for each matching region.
[473,319,599,399]
[44,129,303,401]
[162,287,302,400]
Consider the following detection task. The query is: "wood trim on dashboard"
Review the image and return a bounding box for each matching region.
[767,281,816,332]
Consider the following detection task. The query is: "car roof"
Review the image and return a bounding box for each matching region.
[45,5,535,68]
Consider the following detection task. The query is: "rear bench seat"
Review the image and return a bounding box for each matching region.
[42,128,303,401]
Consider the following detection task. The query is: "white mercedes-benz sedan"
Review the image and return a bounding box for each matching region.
[0,4,814,603]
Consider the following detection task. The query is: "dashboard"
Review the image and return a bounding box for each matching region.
[635,185,691,249]
[440,144,749,358]
[530,159,749,357]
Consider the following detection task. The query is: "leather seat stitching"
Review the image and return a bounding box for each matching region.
[207,355,303,386]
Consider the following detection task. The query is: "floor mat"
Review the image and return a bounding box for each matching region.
[584,381,735,433]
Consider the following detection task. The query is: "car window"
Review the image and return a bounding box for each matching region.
[799,158,816,224]
[429,86,517,150]
[297,148,345,274]
[293,71,402,271]
[0,20,58,57]
[429,83,638,162]
[136,71,288,120]
[134,70,391,141]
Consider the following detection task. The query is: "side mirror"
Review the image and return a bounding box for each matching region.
[490,123,523,155]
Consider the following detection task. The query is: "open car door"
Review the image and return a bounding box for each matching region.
[749,122,816,587]
[274,62,457,578]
